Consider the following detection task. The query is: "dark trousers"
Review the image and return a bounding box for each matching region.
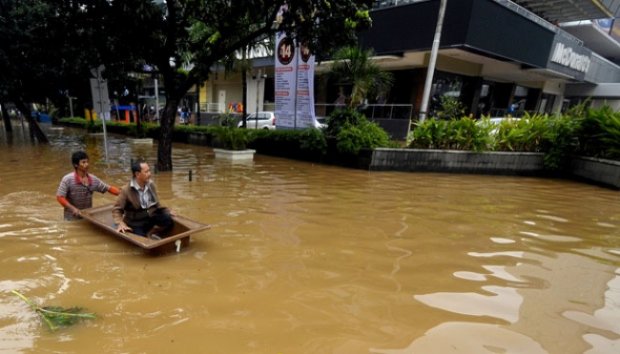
[128,208,174,237]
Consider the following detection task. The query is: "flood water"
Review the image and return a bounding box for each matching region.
[1,122,619,353]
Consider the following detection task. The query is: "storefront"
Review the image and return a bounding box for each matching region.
[358,0,620,118]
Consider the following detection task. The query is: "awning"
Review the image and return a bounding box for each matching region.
[512,0,620,23]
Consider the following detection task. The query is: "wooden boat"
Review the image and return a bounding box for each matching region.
[80,204,210,254]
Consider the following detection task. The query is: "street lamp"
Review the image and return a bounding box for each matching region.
[66,94,77,118]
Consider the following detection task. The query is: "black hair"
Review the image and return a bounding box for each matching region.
[131,159,146,177]
[71,151,89,168]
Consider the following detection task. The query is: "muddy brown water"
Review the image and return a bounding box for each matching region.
[0,123,619,353]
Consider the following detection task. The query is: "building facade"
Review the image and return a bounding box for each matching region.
[360,0,620,118]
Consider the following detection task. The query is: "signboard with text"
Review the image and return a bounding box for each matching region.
[274,32,316,129]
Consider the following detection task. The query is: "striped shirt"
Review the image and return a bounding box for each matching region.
[57,172,110,220]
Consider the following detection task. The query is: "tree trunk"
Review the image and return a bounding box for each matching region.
[156,98,179,172]
[1,103,12,133]
[14,100,49,143]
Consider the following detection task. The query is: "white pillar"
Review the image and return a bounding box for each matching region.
[419,0,448,122]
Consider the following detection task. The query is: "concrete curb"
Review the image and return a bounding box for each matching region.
[370,148,545,175]
[570,156,620,189]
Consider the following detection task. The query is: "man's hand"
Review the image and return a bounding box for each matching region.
[71,207,81,217]
[116,222,132,233]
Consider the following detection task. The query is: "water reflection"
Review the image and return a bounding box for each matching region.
[0,123,619,353]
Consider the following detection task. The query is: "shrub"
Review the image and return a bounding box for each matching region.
[335,120,390,155]
[542,115,580,170]
[577,106,620,159]
[409,118,449,149]
[448,117,492,151]
[410,117,491,151]
[324,108,365,137]
[492,114,550,152]
[248,128,327,158]
[299,128,328,156]
[435,96,465,120]
[212,125,249,150]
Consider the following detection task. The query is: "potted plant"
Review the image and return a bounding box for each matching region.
[212,114,255,161]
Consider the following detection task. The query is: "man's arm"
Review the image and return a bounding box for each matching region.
[112,186,132,233]
[56,195,80,217]
[56,176,80,216]
[108,186,120,195]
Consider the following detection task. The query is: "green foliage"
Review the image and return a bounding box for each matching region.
[12,290,96,331]
[329,46,394,107]
[576,106,620,159]
[492,114,548,152]
[335,119,390,155]
[410,117,492,151]
[409,118,450,149]
[322,107,390,155]
[249,128,327,158]
[210,113,246,150]
[543,115,580,170]
[435,96,465,120]
[299,128,328,155]
[324,108,365,137]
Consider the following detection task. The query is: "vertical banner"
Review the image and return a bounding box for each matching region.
[295,42,316,129]
[275,32,296,128]
[274,33,316,129]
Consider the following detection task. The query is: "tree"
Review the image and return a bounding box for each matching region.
[0,0,99,141]
[329,46,393,108]
[0,0,57,141]
[93,0,373,171]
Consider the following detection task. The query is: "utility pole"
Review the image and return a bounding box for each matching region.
[154,78,160,122]
[419,0,447,122]
[67,93,76,118]
[90,65,110,160]
[254,69,267,129]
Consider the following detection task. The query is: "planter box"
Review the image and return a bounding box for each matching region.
[213,148,256,161]
[570,156,620,189]
[130,138,153,144]
[370,148,545,175]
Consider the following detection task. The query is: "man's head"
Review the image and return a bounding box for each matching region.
[71,151,89,171]
[131,160,151,186]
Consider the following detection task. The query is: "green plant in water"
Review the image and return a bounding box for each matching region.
[12,290,96,331]
[213,113,249,150]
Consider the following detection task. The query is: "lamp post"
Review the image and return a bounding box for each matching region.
[67,94,76,118]
[154,77,160,122]
[419,0,447,122]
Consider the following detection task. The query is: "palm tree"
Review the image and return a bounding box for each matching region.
[329,46,394,108]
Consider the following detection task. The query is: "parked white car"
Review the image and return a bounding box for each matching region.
[239,112,276,130]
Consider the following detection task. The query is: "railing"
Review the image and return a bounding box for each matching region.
[314,103,413,120]
[196,102,413,120]
[373,0,422,9]
[198,102,226,113]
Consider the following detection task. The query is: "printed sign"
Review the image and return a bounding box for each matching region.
[274,33,316,129]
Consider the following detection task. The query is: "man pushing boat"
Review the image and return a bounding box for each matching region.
[56,151,120,220]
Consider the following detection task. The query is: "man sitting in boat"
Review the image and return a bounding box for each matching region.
[112,160,174,239]
[57,151,120,220]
